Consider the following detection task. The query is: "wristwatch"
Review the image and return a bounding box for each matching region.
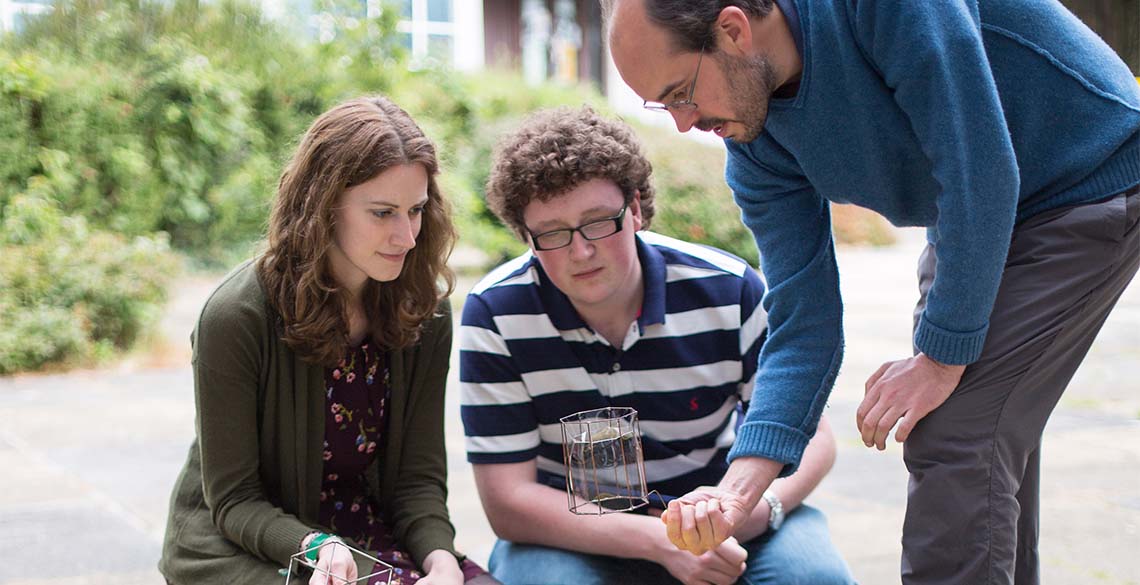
[762,490,784,531]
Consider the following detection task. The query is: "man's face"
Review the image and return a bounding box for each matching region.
[700,51,779,143]
[523,179,643,313]
[609,0,780,143]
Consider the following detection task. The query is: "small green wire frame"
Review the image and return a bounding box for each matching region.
[284,539,393,585]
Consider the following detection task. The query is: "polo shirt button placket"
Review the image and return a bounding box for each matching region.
[611,361,621,373]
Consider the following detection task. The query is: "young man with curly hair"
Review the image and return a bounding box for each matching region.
[458,107,854,585]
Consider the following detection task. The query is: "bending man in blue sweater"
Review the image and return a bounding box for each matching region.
[604,0,1140,583]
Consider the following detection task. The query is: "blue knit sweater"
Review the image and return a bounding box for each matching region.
[726,0,1140,472]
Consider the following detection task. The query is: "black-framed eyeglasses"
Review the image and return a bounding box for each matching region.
[527,204,628,251]
[643,43,705,113]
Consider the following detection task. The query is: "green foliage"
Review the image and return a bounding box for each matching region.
[0,191,178,374]
[0,0,412,372]
[638,125,760,266]
[1,0,831,272]
[0,0,895,373]
[0,0,375,260]
[429,72,608,265]
[0,52,43,191]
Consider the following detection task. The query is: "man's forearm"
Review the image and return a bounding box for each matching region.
[718,456,782,515]
[732,417,837,542]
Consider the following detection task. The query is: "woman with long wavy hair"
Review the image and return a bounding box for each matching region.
[159,96,495,585]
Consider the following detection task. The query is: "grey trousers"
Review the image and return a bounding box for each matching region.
[901,187,1140,585]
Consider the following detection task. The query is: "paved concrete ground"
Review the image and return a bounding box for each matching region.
[2,231,1138,584]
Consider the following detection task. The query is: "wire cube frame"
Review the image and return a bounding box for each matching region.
[283,539,393,585]
[560,406,651,514]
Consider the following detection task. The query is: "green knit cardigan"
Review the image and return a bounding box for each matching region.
[159,261,459,584]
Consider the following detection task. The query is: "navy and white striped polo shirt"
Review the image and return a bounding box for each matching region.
[459,231,767,498]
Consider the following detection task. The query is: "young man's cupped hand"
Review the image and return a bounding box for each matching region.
[658,458,781,555]
[650,505,748,585]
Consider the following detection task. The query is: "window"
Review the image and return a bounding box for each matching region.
[2,1,52,33]
[426,0,449,22]
[384,0,454,66]
[426,33,452,61]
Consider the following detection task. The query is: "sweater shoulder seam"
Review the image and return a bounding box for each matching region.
[981,23,1140,114]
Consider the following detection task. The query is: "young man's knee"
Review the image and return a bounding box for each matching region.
[746,564,856,585]
[790,567,857,585]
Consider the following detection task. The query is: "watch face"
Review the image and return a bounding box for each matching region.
[764,492,784,531]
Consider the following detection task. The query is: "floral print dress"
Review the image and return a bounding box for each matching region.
[320,341,487,585]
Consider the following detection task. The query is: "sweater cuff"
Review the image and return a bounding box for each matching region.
[913,312,988,365]
[727,421,811,478]
[264,519,316,567]
[403,517,459,569]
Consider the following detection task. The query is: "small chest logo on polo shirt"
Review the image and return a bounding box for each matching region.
[689,398,699,411]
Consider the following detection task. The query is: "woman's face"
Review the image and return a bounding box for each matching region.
[327,163,429,295]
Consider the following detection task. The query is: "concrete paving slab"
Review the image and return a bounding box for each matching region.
[0,505,161,583]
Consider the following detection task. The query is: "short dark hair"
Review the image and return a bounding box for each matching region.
[608,0,775,53]
[486,106,656,240]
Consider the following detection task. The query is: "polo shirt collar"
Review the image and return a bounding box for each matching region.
[636,233,667,328]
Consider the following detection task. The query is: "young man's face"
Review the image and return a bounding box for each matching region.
[608,0,780,143]
[522,178,644,313]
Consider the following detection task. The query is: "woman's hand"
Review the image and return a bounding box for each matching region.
[306,535,358,585]
[417,549,464,585]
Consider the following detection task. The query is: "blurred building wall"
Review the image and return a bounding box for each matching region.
[0,0,51,32]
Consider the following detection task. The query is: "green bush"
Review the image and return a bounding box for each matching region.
[637,125,761,266]
[0,52,42,192]
[0,189,178,374]
[0,302,89,375]
[435,73,607,265]
[1,0,890,274]
[0,0,895,374]
[0,0,407,372]
[0,0,365,261]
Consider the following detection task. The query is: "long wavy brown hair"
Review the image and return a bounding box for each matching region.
[257,96,456,366]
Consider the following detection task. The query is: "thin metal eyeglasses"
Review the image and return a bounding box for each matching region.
[527,204,628,251]
[643,44,705,113]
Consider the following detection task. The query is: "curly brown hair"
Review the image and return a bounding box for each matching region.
[257,96,456,366]
[486,106,656,240]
